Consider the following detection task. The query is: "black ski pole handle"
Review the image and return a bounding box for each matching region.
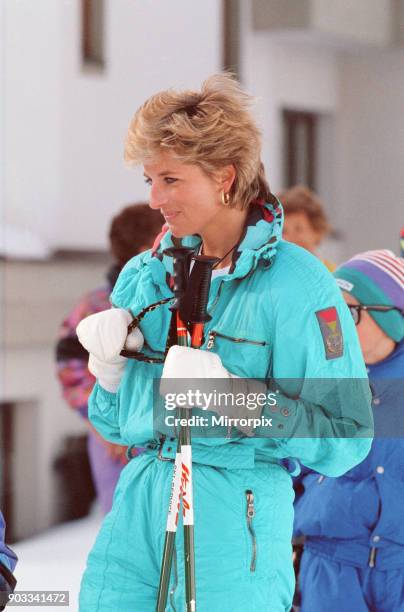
[164,247,194,312]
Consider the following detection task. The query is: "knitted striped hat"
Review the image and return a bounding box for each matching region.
[334,249,404,342]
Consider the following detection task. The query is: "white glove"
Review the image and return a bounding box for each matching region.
[88,354,127,393]
[76,308,144,393]
[160,346,266,435]
[161,345,231,380]
[76,308,144,361]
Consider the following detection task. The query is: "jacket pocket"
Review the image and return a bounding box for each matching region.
[245,489,257,572]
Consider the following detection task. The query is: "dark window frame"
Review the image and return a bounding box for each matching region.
[283,109,317,189]
[81,0,105,68]
[222,0,240,76]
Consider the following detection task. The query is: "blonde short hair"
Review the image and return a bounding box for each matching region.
[125,74,273,210]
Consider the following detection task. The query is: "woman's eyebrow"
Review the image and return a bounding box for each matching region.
[159,170,178,176]
[143,170,178,177]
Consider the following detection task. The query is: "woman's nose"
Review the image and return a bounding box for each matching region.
[149,184,168,209]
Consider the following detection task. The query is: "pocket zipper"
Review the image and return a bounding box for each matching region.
[245,489,257,572]
[207,331,267,350]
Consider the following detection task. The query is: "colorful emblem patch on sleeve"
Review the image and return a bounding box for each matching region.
[315,307,344,360]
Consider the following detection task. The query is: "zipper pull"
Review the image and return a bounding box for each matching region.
[369,546,377,568]
[246,490,255,519]
[206,331,216,350]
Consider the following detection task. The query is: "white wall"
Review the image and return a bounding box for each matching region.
[240,2,404,262]
[3,0,62,248]
[312,0,392,46]
[3,0,222,251]
[240,3,339,192]
[335,48,404,257]
[1,258,107,533]
[58,0,222,250]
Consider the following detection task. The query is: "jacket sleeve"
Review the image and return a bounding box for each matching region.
[87,254,148,444]
[87,383,124,444]
[259,248,373,476]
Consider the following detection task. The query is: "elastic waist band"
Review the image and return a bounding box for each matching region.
[306,536,404,570]
[142,437,269,470]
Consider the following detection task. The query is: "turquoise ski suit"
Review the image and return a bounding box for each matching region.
[79,200,373,611]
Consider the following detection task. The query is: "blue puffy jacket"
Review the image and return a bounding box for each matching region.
[294,339,404,569]
[81,200,374,611]
[89,200,373,475]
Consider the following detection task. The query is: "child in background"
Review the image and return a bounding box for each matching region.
[278,185,336,271]
[294,249,404,611]
[55,203,163,514]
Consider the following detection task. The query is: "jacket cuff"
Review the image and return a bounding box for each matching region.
[96,382,119,400]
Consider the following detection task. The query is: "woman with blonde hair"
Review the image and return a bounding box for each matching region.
[78,74,372,611]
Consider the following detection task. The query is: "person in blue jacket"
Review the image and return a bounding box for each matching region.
[0,512,17,611]
[294,249,404,612]
[76,74,373,611]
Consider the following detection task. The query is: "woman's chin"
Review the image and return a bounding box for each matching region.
[169,227,186,238]
[168,223,194,238]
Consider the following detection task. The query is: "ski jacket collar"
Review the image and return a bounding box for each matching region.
[151,197,284,281]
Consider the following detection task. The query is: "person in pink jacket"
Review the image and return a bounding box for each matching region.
[55,203,163,513]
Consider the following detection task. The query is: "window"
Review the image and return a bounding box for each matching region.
[223,0,240,76]
[82,0,105,67]
[283,110,317,189]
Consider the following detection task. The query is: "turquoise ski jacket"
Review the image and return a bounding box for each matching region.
[88,200,373,476]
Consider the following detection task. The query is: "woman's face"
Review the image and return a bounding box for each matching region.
[143,150,227,238]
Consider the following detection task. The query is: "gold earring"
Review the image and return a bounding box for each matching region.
[221,190,230,206]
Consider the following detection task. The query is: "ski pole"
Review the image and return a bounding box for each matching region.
[157,247,193,612]
[180,255,217,612]
[157,251,217,612]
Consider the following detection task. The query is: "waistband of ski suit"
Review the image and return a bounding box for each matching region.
[305,536,404,570]
[138,437,279,470]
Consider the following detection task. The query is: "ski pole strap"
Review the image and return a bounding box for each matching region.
[127,297,173,334]
[120,297,173,362]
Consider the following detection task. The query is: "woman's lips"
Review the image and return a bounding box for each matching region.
[163,211,180,221]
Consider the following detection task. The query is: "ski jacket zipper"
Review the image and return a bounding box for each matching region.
[208,279,225,314]
[207,264,259,317]
[207,330,267,350]
[245,489,257,572]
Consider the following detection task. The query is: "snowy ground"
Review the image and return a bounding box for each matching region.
[10,509,103,611]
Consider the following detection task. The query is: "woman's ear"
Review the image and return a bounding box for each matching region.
[216,164,236,194]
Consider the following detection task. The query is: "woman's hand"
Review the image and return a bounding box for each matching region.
[77,308,144,360]
[160,346,266,436]
[76,308,144,392]
[161,345,232,380]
